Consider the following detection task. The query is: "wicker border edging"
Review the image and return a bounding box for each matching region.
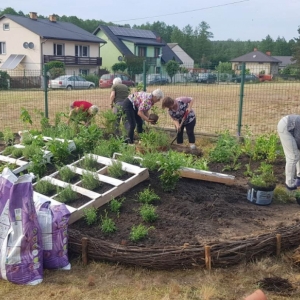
[68,224,300,270]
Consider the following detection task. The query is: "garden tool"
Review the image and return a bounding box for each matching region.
[170,110,189,145]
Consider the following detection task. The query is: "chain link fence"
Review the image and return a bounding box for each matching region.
[0,63,300,136]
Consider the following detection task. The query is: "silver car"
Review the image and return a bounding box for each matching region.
[48,75,95,90]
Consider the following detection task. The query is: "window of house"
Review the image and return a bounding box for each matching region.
[3,24,9,31]
[154,48,160,57]
[54,43,64,56]
[138,47,146,57]
[75,45,89,57]
[79,69,89,76]
[0,42,6,54]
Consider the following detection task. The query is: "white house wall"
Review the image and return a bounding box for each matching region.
[0,18,41,74]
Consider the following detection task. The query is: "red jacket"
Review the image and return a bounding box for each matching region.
[72,100,93,111]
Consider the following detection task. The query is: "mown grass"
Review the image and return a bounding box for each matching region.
[0,254,300,299]
[1,82,300,135]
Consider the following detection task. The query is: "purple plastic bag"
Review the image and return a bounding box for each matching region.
[34,193,71,270]
[0,172,43,285]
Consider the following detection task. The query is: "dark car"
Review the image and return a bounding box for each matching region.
[231,74,259,83]
[197,73,217,84]
[148,75,169,85]
[99,73,135,88]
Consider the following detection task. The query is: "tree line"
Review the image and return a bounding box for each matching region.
[1,7,299,68]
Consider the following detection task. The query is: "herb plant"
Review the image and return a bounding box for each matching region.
[100,210,116,234]
[81,171,101,190]
[109,197,125,216]
[137,186,160,204]
[11,148,23,158]
[58,166,77,182]
[139,204,158,222]
[83,207,98,226]
[56,185,78,204]
[107,160,124,178]
[129,224,154,242]
[80,155,99,171]
[34,179,56,196]
[2,146,14,156]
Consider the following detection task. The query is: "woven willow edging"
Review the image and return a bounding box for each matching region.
[68,224,300,270]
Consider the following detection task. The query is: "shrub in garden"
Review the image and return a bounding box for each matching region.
[93,137,124,158]
[81,171,101,190]
[2,146,14,156]
[3,128,14,146]
[46,139,71,165]
[80,154,99,171]
[100,211,116,234]
[58,166,77,182]
[56,185,78,204]
[11,148,23,158]
[139,204,158,222]
[109,197,125,216]
[137,186,160,204]
[129,224,154,242]
[107,160,124,178]
[83,207,98,225]
[35,180,56,196]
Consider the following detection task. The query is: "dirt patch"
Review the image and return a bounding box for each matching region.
[70,155,300,247]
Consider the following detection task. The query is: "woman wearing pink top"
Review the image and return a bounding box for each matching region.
[122,89,164,143]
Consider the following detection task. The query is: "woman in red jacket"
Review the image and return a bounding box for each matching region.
[67,100,99,126]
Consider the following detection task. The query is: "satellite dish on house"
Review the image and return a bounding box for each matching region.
[23,42,29,49]
[28,42,34,49]
[118,56,123,61]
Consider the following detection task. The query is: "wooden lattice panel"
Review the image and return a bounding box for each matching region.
[33,154,149,224]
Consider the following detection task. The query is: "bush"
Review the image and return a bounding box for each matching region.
[0,70,11,90]
[83,74,100,87]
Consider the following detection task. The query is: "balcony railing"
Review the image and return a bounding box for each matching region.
[43,55,102,66]
[145,57,159,66]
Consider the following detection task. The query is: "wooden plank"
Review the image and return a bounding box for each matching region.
[68,165,123,186]
[68,168,149,224]
[43,176,101,199]
[179,167,235,185]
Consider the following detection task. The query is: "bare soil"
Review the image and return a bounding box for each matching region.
[70,155,300,247]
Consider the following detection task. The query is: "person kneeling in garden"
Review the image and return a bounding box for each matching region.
[162,96,196,150]
[67,100,99,126]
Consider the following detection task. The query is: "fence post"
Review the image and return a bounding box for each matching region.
[237,62,245,136]
[43,66,49,118]
[143,59,147,92]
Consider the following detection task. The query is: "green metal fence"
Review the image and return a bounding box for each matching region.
[1,64,300,137]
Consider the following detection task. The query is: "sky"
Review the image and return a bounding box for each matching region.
[1,0,300,41]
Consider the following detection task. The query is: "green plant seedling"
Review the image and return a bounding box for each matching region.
[34,180,56,196]
[2,146,14,156]
[56,185,78,204]
[107,160,124,178]
[109,197,125,216]
[11,148,23,158]
[137,186,160,204]
[139,204,158,222]
[129,224,154,242]
[83,207,98,226]
[81,171,101,190]
[80,154,99,171]
[100,210,116,234]
[58,165,77,182]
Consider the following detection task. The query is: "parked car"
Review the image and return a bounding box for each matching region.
[196,73,217,84]
[48,75,95,90]
[148,75,169,85]
[231,74,259,83]
[99,73,135,88]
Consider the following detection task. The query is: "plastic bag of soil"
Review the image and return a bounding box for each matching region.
[33,193,71,270]
[0,168,43,285]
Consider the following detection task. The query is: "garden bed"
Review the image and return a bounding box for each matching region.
[68,155,300,269]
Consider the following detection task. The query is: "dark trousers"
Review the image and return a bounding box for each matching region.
[177,118,196,144]
[123,98,143,143]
